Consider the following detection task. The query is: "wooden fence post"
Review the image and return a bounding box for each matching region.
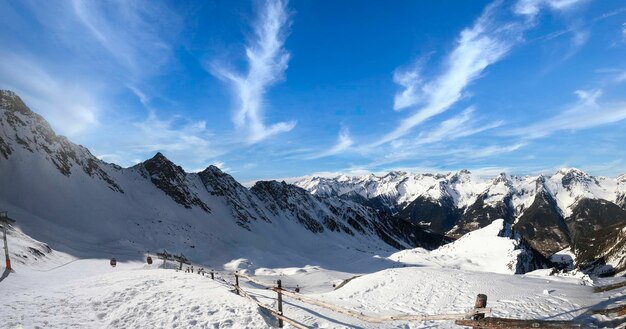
[277,280,284,328]
[473,294,487,320]
[211,271,214,280]
[235,272,239,295]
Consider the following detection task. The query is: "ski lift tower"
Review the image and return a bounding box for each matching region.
[0,211,15,271]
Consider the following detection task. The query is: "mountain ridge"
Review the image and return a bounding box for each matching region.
[2,89,624,275]
[0,90,450,271]
[295,167,626,274]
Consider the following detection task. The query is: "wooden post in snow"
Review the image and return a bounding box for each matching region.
[235,272,239,295]
[277,279,284,328]
[211,271,214,280]
[474,294,488,320]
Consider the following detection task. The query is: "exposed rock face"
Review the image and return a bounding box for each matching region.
[514,189,570,257]
[250,181,450,250]
[198,165,269,229]
[0,90,123,193]
[136,153,210,212]
[398,196,459,235]
[450,173,515,237]
[617,175,626,209]
[567,198,626,274]
[496,222,552,274]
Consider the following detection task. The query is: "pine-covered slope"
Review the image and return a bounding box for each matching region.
[0,90,448,269]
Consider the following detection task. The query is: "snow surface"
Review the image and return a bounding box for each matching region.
[388,219,540,274]
[1,221,613,329]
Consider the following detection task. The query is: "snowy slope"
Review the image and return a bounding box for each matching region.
[388,219,549,274]
[0,232,605,329]
[0,90,446,273]
[2,260,270,328]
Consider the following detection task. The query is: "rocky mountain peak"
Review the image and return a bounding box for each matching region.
[384,171,407,178]
[0,90,32,116]
[0,90,123,192]
[556,168,596,188]
[252,180,296,195]
[447,169,472,184]
[493,172,509,184]
[198,165,270,229]
[137,152,210,212]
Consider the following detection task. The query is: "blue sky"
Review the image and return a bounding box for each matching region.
[1,0,626,183]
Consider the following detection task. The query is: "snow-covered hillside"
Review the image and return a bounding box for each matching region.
[0,236,608,329]
[388,219,549,274]
[0,90,448,272]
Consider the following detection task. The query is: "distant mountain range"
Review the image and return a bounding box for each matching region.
[295,167,626,274]
[2,89,625,275]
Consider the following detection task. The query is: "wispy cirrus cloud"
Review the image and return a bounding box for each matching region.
[94,110,225,169]
[0,51,100,136]
[514,0,586,18]
[70,0,180,78]
[210,0,296,144]
[507,89,626,138]
[306,127,353,159]
[0,0,182,137]
[374,2,523,146]
[372,0,591,148]
[413,107,503,146]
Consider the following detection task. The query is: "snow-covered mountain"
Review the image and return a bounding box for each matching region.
[0,90,449,270]
[295,165,626,274]
[3,88,624,275]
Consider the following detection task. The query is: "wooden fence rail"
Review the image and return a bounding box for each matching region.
[193,269,594,328]
[593,280,626,293]
[455,318,588,328]
[232,271,492,328]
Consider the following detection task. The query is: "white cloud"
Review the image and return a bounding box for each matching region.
[125,111,224,165]
[392,60,426,111]
[514,0,586,18]
[306,127,354,159]
[210,0,296,144]
[70,0,178,78]
[508,89,626,138]
[458,143,526,159]
[126,85,150,106]
[413,107,503,146]
[571,29,590,48]
[377,2,523,146]
[0,52,100,136]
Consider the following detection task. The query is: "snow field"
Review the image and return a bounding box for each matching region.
[2,260,270,329]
